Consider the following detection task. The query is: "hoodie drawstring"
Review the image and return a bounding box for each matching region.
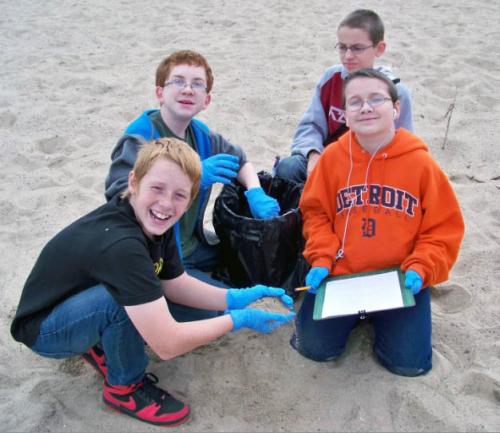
[337,131,391,264]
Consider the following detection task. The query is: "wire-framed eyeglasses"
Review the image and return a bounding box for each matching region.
[346,95,392,111]
[335,43,374,55]
[164,77,207,92]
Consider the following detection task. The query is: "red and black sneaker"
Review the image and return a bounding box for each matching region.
[81,345,108,379]
[103,373,190,427]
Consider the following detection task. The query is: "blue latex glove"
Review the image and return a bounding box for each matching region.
[244,187,281,219]
[201,154,240,188]
[305,266,329,294]
[405,269,423,295]
[229,309,296,333]
[226,285,293,310]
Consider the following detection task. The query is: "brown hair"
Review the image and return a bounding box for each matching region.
[338,9,385,45]
[344,68,399,104]
[121,137,201,201]
[155,50,214,93]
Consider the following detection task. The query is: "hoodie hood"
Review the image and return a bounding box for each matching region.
[124,109,160,140]
[338,129,428,163]
[375,65,398,81]
[340,65,398,81]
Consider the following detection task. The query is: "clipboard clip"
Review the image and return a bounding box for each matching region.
[358,310,367,320]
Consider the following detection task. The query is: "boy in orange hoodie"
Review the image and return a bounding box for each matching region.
[292,69,464,376]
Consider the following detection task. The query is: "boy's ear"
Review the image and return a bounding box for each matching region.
[202,92,212,110]
[128,170,138,194]
[393,100,401,120]
[375,41,386,58]
[155,86,165,106]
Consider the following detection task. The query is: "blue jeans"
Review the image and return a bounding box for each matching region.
[291,289,432,376]
[274,154,307,184]
[32,284,148,385]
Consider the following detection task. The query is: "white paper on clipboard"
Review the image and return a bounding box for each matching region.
[320,269,407,319]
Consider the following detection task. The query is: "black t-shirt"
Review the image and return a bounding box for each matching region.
[11,195,184,347]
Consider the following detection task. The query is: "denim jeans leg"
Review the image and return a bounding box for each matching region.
[168,243,224,322]
[291,292,359,361]
[372,288,432,376]
[31,284,148,385]
[274,154,307,184]
[183,242,221,272]
[184,242,227,288]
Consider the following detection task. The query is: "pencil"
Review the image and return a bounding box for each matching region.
[294,285,311,292]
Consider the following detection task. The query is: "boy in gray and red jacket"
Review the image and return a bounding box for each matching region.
[276,9,413,183]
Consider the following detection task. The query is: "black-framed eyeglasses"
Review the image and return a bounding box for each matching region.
[335,43,374,55]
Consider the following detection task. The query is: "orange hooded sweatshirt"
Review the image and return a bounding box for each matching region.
[300,128,464,287]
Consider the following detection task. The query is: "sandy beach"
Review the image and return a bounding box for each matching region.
[1,0,499,431]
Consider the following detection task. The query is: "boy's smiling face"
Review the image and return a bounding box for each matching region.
[344,76,399,140]
[128,157,192,239]
[337,26,385,72]
[156,64,211,124]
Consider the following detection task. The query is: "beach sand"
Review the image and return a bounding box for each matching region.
[1,0,499,431]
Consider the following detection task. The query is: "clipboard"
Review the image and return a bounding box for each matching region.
[313,267,415,320]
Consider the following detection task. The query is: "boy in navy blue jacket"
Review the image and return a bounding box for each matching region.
[105,50,279,320]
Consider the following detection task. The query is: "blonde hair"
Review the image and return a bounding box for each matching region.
[121,137,201,201]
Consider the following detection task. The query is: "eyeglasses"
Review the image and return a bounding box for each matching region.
[164,77,207,92]
[346,95,392,111]
[335,43,374,55]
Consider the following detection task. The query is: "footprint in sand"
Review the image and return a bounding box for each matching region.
[429,343,455,379]
[35,136,79,165]
[0,111,16,128]
[490,209,500,228]
[461,370,500,404]
[280,99,306,114]
[59,357,86,377]
[431,283,472,314]
[448,172,499,185]
[0,200,19,222]
[35,136,67,155]
[388,388,458,432]
[77,175,97,189]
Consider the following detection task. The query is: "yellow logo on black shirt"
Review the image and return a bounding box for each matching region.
[153,258,163,275]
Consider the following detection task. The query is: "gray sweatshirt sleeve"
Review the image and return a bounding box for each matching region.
[290,79,329,159]
[395,82,414,132]
[209,131,248,167]
[377,65,414,133]
[104,134,145,201]
[104,130,249,202]
[290,66,344,159]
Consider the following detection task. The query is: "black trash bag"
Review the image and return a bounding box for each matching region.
[212,171,308,297]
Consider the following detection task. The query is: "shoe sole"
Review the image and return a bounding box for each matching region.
[103,400,191,427]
